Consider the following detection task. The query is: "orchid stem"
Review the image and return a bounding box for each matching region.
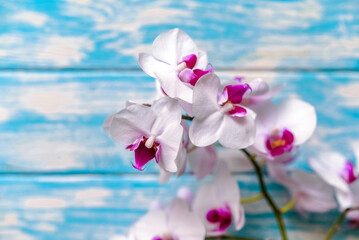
[205,235,261,240]
[187,145,198,154]
[280,198,296,214]
[241,149,288,240]
[182,115,194,121]
[325,206,359,240]
[241,192,264,205]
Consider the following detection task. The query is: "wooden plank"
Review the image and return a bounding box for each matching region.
[0,174,356,240]
[0,0,358,70]
[1,70,359,173]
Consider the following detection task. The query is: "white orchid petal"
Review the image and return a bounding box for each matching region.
[219,114,256,149]
[336,189,354,210]
[309,155,349,192]
[152,28,198,66]
[103,113,115,136]
[235,205,246,230]
[154,69,193,103]
[158,168,172,184]
[108,104,155,145]
[188,146,217,179]
[156,123,183,172]
[192,73,221,119]
[275,99,317,145]
[189,111,224,147]
[217,148,253,172]
[192,182,219,232]
[151,97,182,135]
[194,50,208,69]
[215,162,241,226]
[350,141,359,172]
[168,199,206,239]
[132,210,168,239]
[138,53,170,78]
[248,78,269,96]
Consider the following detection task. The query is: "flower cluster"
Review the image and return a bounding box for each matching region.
[105,29,359,239]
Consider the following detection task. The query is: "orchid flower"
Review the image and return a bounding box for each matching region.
[309,145,359,220]
[224,77,282,108]
[139,28,212,104]
[159,120,218,182]
[104,97,183,173]
[189,73,256,149]
[188,145,217,180]
[193,162,245,236]
[131,198,205,240]
[251,98,317,162]
[268,164,337,214]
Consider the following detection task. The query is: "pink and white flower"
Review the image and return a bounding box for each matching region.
[139,28,212,104]
[131,198,205,240]
[268,164,337,214]
[189,73,256,149]
[251,99,317,162]
[224,77,282,107]
[188,145,217,180]
[309,144,359,220]
[193,162,245,236]
[104,97,183,173]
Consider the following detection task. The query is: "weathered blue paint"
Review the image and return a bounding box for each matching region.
[0,0,359,239]
[0,174,356,240]
[0,0,358,69]
[0,71,358,173]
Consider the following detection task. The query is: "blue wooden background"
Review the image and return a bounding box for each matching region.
[0,0,359,239]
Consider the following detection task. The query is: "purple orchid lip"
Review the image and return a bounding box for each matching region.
[181,54,197,69]
[206,205,232,232]
[126,136,160,171]
[340,161,358,184]
[219,84,252,105]
[234,76,243,82]
[265,129,294,157]
[217,83,251,117]
[152,235,177,240]
[177,54,213,86]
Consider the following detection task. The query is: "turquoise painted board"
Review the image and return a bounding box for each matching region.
[0,0,359,239]
[0,71,358,173]
[0,174,357,240]
[0,0,358,69]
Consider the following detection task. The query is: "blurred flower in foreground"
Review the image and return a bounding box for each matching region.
[193,162,245,236]
[309,142,359,220]
[130,198,205,240]
[268,164,337,215]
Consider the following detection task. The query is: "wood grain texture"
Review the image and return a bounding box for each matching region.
[0,1,359,239]
[0,71,358,173]
[0,0,358,70]
[0,174,357,240]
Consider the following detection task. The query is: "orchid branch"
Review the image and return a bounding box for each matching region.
[241,149,288,240]
[205,235,262,240]
[325,206,359,240]
[241,192,264,205]
[280,198,296,214]
[182,115,194,121]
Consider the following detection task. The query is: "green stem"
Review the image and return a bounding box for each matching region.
[205,235,262,240]
[241,192,264,205]
[241,149,288,240]
[325,206,359,240]
[182,115,194,121]
[280,198,296,214]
